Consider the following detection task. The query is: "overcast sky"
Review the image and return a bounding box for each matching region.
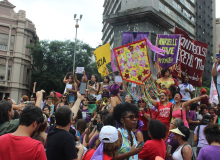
[8,0,220,48]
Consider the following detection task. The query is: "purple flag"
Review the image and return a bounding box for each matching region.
[154,34,181,68]
[91,140,104,160]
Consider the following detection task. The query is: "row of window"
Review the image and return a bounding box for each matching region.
[0,65,11,81]
[0,45,7,51]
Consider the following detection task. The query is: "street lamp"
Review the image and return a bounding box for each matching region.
[73,14,83,74]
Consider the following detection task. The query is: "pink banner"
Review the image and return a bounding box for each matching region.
[111,49,117,72]
[146,39,166,56]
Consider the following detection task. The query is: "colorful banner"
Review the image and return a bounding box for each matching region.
[94,43,111,76]
[114,39,151,85]
[111,49,117,72]
[209,77,219,104]
[154,34,180,68]
[173,27,208,87]
[146,39,167,56]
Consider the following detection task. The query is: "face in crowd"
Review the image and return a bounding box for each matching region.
[159,92,167,103]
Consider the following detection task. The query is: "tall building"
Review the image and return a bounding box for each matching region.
[215,18,220,56]
[0,0,38,103]
[102,0,215,81]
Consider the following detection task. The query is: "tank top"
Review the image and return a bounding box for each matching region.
[172,144,193,160]
[172,108,189,127]
[81,106,92,123]
[102,84,109,97]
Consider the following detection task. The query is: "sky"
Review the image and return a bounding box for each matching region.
[8,0,220,49]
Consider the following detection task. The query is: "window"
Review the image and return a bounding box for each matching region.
[26,69,29,83]
[0,45,7,51]
[0,33,8,51]
[0,65,5,80]
[7,66,11,81]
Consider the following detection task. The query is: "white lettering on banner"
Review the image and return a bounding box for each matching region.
[178,50,194,68]
[195,57,204,70]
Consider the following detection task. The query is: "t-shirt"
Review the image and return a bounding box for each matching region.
[198,145,220,160]
[0,119,19,136]
[189,111,196,129]
[82,149,114,160]
[46,128,78,160]
[214,64,220,84]
[0,133,46,160]
[156,78,175,90]
[178,84,195,101]
[139,109,150,131]
[138,139,166,160]
[194,125,209,148]
[156,102,172,125]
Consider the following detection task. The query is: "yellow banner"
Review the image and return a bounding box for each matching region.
[94,43,111,76]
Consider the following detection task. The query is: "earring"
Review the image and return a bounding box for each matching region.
[123,123,125,128]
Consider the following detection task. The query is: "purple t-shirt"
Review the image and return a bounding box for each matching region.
[165,133,179,160]
[194,125,209,147]
[89,134,99,149]
[198,145,220,160]
[189,111,196,128]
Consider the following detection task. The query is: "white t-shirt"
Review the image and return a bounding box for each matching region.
[178,84,195,101]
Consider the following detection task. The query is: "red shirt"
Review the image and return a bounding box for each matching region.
[156,102,172,125]
[82,149,113,160]
[139,109,150,131]
[0,133,47,160]
[138,139,166,160]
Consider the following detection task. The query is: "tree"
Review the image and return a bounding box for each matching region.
[27,40,100,94]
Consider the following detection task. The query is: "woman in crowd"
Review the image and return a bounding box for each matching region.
[99,76,110,98]
[168,85,176,104]
[132,120,144,143]
[110,84,122,113]
[197,123,220,160]
[156,68,175,90]
[168,126,194,160]
[81,97,95,123]
[45,96,54,115]
[113,103,142,160]
[213,109,220,125]
[66,75,78,108]
[199,88,210,107]
[178,75,195,102]
[87,74,99,101]
[150,91,173,136]
[137,98,150,142]
[76,119,87,144]
[172,91,208,127]
[124,95,134,104]
[56,93,69,109]
[197,104,208,120]
[74,70,88,90]
[194,114,211,156]
[188,103,200,130]
[211,56,220,97]
[119,83,125,103]
[165,118,184,160]
[82,126,121,160]
[138,119,167,160]
[50,91,61,107]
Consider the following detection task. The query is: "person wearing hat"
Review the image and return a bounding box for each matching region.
[199,88,210,107]
[167,126,194,160]
[193,114,211,156]
[109,84,122,113]
[82,126,121,160]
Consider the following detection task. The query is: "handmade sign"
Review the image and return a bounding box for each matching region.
[173,27,208,87]
[94,43,111,76]
[154,34,180,68]
[114,39,151,85]
[209,77,219,104]
[76,67,84,74]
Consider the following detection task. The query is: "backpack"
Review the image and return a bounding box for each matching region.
[181,143,196,160]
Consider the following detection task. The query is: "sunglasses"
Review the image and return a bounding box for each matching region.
[124,115,139,120]
[62,97,67,99]
[138,100,145,103]
[159,95,165,98]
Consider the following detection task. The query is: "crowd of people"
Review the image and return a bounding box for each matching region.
[0,66,220,160]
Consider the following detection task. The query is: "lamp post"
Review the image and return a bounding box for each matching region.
[73,14,83,74]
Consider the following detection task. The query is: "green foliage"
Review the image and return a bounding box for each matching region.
[27,40,100,94]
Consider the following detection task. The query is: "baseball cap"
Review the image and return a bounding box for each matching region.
[99,125,118,143]
[169,128,186,137]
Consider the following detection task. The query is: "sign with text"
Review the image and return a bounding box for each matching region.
[154,34,180,68]
[173,27,208,87]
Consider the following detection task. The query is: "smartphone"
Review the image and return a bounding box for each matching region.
[166,145,172,153]
[136,141,145,148]
[80,82,87,95]
[217,54,220,59]
[33,93,36,99]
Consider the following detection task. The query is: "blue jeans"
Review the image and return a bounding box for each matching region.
[217,84,220,97]
[68,95,75,103]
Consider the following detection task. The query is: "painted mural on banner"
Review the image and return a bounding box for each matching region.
[154,34,181,68]
[114,39,151,85]
[173,27,208,87]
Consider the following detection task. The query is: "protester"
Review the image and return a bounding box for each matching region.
[124,95,134,104]
[188,103,200,130]
[100,76,110,98]
[74,70,88,91]
[132,120,144,142]
[213,109,220,125]
[76,119,87,145]
[156,68,175,90]
[66,74,78,107]
[137,98,150,142]
[110,84,122,113]
[56,93,69,109]
[178,75,195,102]
[82,126,121,159]
[165,118,184,160]
[87,74,100,101]
[199,88,210,107]
[193,114,211,156]
[197,123,220,160]
[138,119,167,160]
[46,92,84,160]
[168,126,194,160]
[168,85,176,103]
[119,83,125,103]
[211,57,220,96]
[50,90,61,107]
[0,105,46,159]
[197,104,208,120]
[81,97,95,123]
[113,103,142,160]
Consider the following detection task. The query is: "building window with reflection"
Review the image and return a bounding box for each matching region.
[0,65,5,80]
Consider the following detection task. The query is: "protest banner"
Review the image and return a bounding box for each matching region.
[154,34,181,69]
[209,77,219,104]
[173,27,208,87]
[114,39,151,85]
[94,43,111,76]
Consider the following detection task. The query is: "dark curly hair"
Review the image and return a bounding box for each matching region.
[199,104,207,115]
[148,120,167,139]
[113,102,139,125]
[103,113,116,127]
[178,126,190,141]
[190,103,199,111]
[0,100,12,123]
[161,68,170,77]
[168,85,176,99]
[103,76,110,83]
[204,123,220,144]
[175,91,182,99]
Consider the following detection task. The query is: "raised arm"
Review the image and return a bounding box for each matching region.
[211,58,219,77]
[33,82,37,93]
[71,92,84,120]
[35,91,42,109]
[183,95,208,109]
[74,70,81,85]
[83,70,88,83]
[63,76,69,84]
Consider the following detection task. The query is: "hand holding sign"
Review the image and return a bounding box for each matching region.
[76,67,84,74]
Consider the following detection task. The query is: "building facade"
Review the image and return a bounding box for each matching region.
[0,0,38,103]
[102,0,215,81]
[216,18,220,56]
